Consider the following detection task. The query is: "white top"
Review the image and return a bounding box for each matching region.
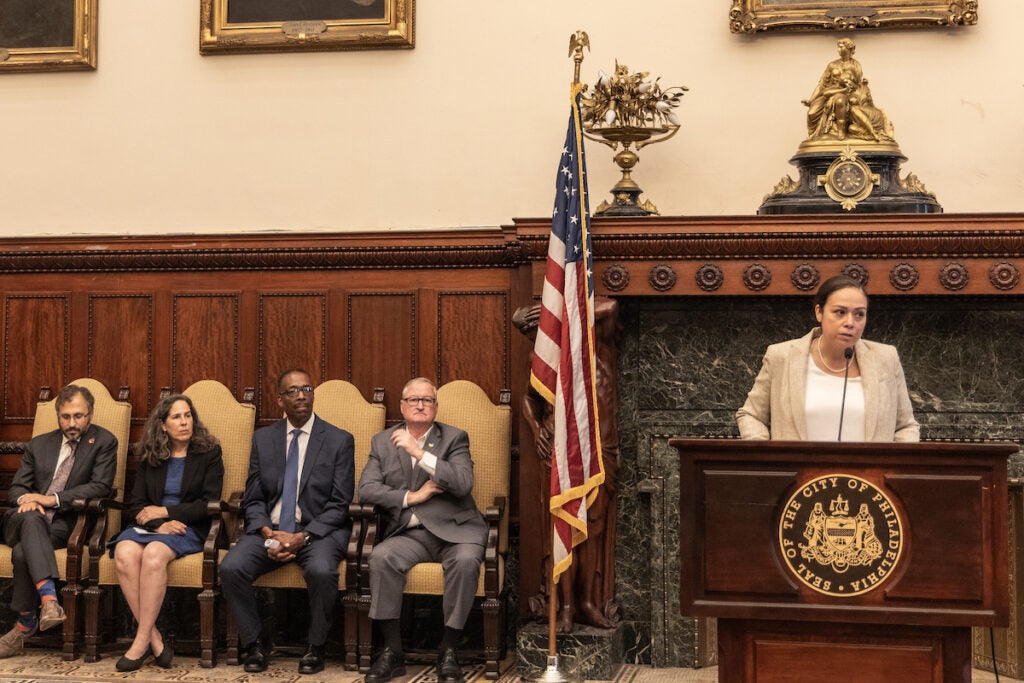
[805,354,865,442]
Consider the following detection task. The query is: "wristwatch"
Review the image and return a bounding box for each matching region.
[303,531,313,546]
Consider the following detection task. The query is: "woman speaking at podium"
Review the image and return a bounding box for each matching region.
[736,275,919,442]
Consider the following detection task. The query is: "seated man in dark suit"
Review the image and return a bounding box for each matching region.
[220,368,355,676]
[0,384,118,658]
[359,377,487,683]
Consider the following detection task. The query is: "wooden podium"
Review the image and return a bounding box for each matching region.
[673,439,1016,683]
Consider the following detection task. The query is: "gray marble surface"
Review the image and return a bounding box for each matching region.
[613,295,1024,667]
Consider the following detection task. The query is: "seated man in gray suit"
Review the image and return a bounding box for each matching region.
[220,368,355,676]
[359,377,487,683]
[0,384,118,658]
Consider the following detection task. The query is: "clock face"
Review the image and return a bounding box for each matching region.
[833,162,867,196]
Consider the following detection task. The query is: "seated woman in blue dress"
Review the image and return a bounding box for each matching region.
[109,394,223,671]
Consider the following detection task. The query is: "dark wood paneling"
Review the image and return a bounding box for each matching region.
[89,294,153,420]
[719,619,966,683]
[348,293,415,418]
[4,295,68,420]
[437,292,509,399]
[173,293,240,396]
[885,474,986,602]
[258,293,327,421]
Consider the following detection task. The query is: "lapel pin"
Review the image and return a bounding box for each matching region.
[88,438,95,444]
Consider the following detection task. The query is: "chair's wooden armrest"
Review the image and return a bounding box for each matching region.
[483,496,506,595]
[80,495,124,552]
[221,491,245,546]
[223,491,243,514]
[346,503,368,559]
[485,495,506,524]
[345,503,372,590]
[358,506,384,593]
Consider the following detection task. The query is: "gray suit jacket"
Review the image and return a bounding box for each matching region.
[358,421,487,547]
[736,328,920,442]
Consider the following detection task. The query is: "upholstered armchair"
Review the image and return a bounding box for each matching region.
[357,380,511,678]
[80,380,255,666]
[0,378,131,661]
[223,380,384,670]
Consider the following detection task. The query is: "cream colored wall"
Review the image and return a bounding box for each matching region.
[1,1,1022,236]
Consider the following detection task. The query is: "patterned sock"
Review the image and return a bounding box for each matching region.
[35,579,57,603]
[16,611,37,634]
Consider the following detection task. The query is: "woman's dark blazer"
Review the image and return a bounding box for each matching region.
[125,444,224,541]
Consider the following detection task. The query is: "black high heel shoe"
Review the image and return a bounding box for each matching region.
[153,644,174,669]
[115,648,150,672]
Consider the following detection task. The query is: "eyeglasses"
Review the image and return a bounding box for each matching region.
[58,412,91,422]
[402,396,437,406]
[279,385,315,397]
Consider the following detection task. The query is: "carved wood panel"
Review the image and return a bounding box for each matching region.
[258,293,327,422]
[437,291,509,399]
[173,293,240,397]
[89,294,153,420]
[4,295,68,421]
[348,292,416,419]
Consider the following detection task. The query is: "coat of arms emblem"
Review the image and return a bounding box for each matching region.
[800,495,883,572]
[778,474,903,597]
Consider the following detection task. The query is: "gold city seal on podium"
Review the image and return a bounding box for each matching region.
[778,474,904,597]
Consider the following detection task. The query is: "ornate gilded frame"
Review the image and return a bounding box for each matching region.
[0,0,97,73]
[729,0,977,33]
[200,0,414,54]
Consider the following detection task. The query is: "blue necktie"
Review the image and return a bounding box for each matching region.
[279,428,301,533]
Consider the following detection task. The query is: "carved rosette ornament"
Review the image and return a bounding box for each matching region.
[790,263,820,291]
[938,262,969,291]
[841,263,870,287]
[602,264,630,292]
[743,263,772,292]
[989,261,1021,291]
[889,262,919,291]
[649,264,677,292]
[695,263,724,292]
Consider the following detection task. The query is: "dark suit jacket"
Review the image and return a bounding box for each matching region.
[359,421,487,546]
[241,415,355,540]
[8,423,118,520]
[126,445,224,541]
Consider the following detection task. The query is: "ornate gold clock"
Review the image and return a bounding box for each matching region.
[818,147,880,211]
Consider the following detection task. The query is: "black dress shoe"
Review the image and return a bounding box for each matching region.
[365,646,405,683]
[298,644,325,675]
[437,647,463,683]
[153,644,174,669]
[242,641,269,673]
[115,649,150,672]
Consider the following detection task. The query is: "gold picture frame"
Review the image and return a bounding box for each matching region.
[729,0,977,33]
[200,0,414,55]
[0,0,97,74]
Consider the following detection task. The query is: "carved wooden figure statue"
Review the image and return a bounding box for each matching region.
[514,296,622,633]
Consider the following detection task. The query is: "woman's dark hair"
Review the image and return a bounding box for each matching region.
[138,394,218,467]
[814,275,867,309]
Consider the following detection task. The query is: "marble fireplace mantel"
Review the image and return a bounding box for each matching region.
[511,213,1024,670]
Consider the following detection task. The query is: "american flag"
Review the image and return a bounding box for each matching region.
[530,84,605,584]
